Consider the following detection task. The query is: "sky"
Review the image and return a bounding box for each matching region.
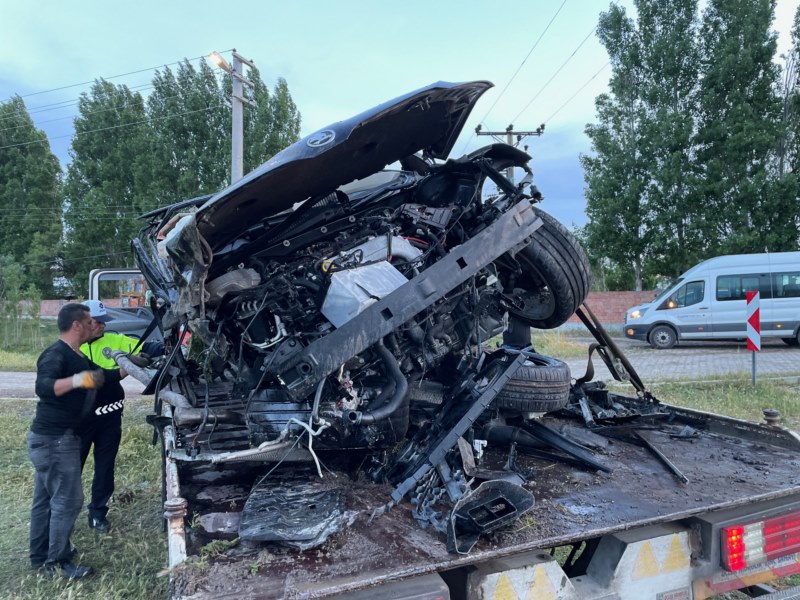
[1,0,798,229]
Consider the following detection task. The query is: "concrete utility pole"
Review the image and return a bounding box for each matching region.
[209,49,256,183]
[475,123,545,182]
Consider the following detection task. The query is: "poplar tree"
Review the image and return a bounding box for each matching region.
[0,97,62,295]
[695,0,786,253]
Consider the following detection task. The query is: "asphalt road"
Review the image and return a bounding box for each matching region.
[1,338,798,399]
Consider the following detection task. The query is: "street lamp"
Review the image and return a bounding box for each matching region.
[208,49,256,183]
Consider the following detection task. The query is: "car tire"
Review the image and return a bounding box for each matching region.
[783,331,800,346]
[649,325,677,349]
[494,353,571,413]
[503,207,591,329]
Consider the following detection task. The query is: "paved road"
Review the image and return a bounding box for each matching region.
[0,372,148,400]
[563,338,800,383]
[1,339,798,398]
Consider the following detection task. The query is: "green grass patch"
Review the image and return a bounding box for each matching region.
[0,321,59,371]
[0,397,168,600]
[487,329,589,358]
[610,378,800,429]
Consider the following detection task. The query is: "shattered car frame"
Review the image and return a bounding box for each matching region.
[129,80,592,553]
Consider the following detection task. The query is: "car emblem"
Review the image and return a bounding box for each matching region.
[306,129,336,148]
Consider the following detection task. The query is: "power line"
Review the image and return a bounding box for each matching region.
[0,105,218,151]
[1,51,231,104]
[511,25,598,124]
[458,0,568,155]
[478,0,568,125]
[544,61,610,124]
[0,84,224,135]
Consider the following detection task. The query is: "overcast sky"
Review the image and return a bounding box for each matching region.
[1,0,798,228]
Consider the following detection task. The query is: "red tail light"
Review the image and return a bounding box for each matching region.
[722,510,800,571]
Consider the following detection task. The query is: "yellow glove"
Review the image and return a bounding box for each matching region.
[72,370,105,389]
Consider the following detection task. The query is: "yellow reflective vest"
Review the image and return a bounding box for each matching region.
[80,333,140,370]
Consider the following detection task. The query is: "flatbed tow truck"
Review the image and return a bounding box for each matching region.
[110,307,800,600]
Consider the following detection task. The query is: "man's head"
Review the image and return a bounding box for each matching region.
[57,303,93,344]
[84,299,111,341]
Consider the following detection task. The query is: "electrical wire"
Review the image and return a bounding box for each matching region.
[0,105,218,150]
[543,61,610,124]
[1,51,231,104]
[458,0,569,156]
[510,25,598,124]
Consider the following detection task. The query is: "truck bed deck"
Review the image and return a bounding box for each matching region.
[170,404,800,599]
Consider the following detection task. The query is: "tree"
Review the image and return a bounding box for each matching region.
[636,0,703,276]
[0,97,63,296]
[242,71,301,170]
[695,0,788,253]
[62,80,151,291]
[145,59,229,205]
[582,4,650,290]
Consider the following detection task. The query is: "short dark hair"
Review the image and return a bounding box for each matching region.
[57,303,90,332]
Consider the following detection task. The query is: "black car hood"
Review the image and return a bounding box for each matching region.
[195,80,493,250]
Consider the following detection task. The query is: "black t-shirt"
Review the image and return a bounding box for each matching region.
[31,339,118,435]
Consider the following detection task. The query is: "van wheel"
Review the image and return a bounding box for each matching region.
[649,325,677,350]
[783,334,800,347]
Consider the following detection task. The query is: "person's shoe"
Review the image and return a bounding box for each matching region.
[42,562,94,579]
[88,515,111,533]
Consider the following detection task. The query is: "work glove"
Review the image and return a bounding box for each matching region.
[126,352,152,368]
[72,370,105,389]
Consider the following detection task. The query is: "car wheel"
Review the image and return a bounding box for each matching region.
[494,353,571,413]
[649,325,677,349]
[503,207,591,329]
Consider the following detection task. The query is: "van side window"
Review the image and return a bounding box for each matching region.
[658,280,705,309]
[716,274,771,301]
[773,271,800,298]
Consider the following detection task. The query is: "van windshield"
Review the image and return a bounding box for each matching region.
[652,278,683,304]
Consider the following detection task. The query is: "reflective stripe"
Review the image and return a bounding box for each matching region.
[95,400,124,415]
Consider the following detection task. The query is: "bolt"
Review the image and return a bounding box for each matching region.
[763,408,781,426]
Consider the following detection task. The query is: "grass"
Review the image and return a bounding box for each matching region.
[0,397,168,600]
[0,320,59,372]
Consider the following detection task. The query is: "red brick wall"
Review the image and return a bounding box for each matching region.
[566,290,656,325]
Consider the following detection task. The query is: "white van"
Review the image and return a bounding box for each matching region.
[625,251,800,349]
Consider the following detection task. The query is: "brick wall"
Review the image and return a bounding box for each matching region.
[566,290,656,325]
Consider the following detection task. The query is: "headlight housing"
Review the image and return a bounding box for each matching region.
[629,309,642,320]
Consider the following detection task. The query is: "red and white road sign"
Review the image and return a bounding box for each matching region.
[746,291,760,352]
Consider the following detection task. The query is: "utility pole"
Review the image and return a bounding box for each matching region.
[475,123,545,182]
[209,49,256,183]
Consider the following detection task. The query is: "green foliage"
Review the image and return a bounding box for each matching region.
[60,59,302,295]
[62,80,151,288]
[695,0,790,254]
[0,97,63,296]
[583,0,798,286]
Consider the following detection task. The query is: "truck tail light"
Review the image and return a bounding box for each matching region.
[722,510,800,571]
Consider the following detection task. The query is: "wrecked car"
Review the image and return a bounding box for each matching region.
[127,80,591,552]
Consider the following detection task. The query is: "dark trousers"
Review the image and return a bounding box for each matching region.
[79,411,122,520]
[28,430,84,568]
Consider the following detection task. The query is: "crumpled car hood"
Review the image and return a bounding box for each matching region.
[194,80,492,251]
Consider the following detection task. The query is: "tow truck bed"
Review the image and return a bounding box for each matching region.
[169,401,800,599]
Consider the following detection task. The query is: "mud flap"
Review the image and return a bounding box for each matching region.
[239,479,358,550]
[446,479,535,555]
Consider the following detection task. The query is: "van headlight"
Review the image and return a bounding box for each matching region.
[629,309,642,320]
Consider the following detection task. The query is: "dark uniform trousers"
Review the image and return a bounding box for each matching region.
[79,407,122,520]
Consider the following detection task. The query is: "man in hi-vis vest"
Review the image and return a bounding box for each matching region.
[79,300,163,533]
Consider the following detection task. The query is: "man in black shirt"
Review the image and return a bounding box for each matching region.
[28,303,119,579]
